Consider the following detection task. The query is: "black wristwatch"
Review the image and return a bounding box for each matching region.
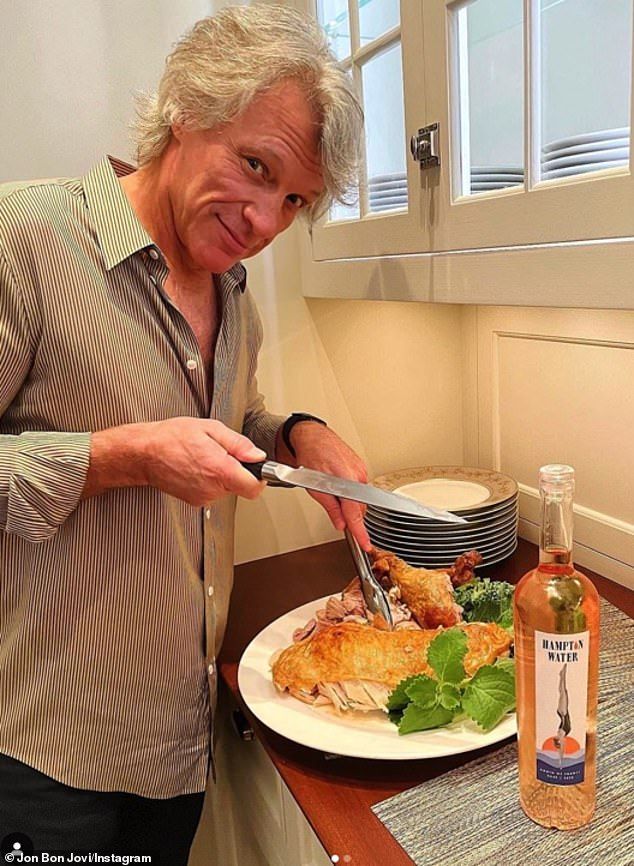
[281,412,327,458]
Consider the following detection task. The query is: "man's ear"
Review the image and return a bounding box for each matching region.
[171,122,184,141]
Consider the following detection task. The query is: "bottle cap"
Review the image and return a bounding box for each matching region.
[539,464,575,493]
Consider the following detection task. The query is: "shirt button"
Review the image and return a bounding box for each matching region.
[208,662,215,676]
[205,508,211,520]
[148,248,159,260]
[207,585,214,597]
[186,359,198,371]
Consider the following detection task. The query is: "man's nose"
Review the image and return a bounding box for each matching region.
[243,195,292,242]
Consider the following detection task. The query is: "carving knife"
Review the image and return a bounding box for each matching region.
[241,460,467,523]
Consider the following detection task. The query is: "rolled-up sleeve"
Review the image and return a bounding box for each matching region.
[240,294,285,460]
[0,247,91,542]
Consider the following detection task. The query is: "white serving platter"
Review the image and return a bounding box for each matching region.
[238,595,517,760]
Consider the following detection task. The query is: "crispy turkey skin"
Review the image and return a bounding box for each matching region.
[271,620,511,711]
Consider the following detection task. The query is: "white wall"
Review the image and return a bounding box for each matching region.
[1,0,212,180]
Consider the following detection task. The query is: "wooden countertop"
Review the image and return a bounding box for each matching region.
[218,539,633,866]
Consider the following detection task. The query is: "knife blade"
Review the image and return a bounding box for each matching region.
[344,529,393,626]
[241,461,467,524]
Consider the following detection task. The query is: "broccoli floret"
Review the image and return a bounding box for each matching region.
[454,578,515,630]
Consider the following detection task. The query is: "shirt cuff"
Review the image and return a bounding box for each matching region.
[243,412,286,462]
[1,431,91,542]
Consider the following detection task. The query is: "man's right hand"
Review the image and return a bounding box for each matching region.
[82,417,267,505]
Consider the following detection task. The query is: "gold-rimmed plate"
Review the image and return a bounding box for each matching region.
[365,511,518,546]
[368,538,519,570]
[366,533,517,560]
[366,495,518,529]
[372,466,517,513]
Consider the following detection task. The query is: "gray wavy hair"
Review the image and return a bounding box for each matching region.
[132,4,363,221]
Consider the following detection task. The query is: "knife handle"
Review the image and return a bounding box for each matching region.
[241,460,265,481]
[240,461,294,488]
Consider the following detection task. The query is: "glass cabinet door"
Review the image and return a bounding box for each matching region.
[451,0,525,198]
[310,0,427,260]
[422,0,634,251]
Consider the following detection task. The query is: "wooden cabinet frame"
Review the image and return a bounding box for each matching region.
[300,0,634,309]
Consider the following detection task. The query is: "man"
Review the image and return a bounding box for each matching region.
[0,6,365,862]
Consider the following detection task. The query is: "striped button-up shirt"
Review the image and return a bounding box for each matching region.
[0,155,284,797]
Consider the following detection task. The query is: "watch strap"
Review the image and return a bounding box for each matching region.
[281,412,327,458]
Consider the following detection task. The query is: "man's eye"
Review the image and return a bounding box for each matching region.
[246,157,265,175]
[287,194,306,209]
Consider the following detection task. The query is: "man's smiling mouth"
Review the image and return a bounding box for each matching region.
[217,216,249,253]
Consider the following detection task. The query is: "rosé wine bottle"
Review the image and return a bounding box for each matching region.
[514,465,600,829]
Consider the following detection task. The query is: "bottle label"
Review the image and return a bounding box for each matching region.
[534,629,589,786]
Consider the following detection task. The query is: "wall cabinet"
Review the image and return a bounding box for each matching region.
[301,0,634,309]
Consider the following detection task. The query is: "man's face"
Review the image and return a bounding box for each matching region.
[166,80,325,274]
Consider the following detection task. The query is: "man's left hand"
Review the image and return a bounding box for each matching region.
[277,421,371,551]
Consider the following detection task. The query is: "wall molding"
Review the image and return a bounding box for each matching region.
[519,516,634,591]
[493,330,634,351]
[518,485,634,590]
[518,483,634,536]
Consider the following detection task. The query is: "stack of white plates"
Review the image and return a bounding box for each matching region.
[365,466,519,569]
[541,127,630,180]
[470,166,524,193]
[368,172,407,212]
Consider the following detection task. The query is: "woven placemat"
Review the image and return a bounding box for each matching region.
[372,599,633,866]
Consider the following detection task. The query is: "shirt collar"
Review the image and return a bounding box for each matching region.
[83,155,153,271]
[220,261,247,295]
[82,155,247,293]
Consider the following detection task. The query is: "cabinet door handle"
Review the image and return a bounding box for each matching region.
[232,708,255,741]
[410,122,440,168]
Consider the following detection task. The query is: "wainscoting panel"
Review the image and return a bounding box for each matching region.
[472,308,634,588]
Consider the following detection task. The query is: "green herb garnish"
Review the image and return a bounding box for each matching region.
[387,628,515,735]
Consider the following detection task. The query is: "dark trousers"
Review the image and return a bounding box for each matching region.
[0,752,205,865]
